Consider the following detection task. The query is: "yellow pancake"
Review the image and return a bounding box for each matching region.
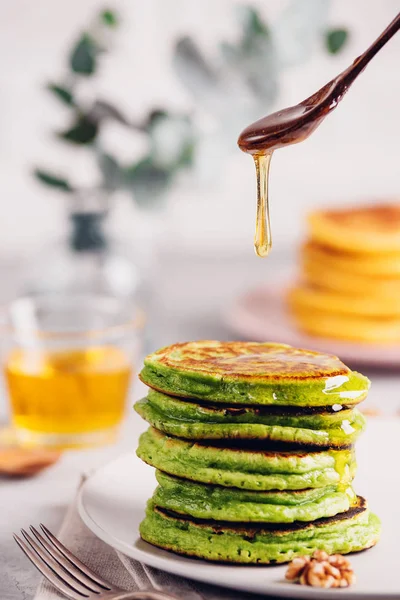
[302,255,400,298]
[308,203,400,254]
[302,242,400,277]
[289,306,400,344]
[288,284,400,318]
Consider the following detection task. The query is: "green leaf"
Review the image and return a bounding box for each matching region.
[147,112,195,171]
[325,28,348,54]
[58,115,98,144]
[244,7,268,38]
[124,157,171,206]
[70,33,97,75]
[177,140,195,169]
[89,100,130,125]
[101,9,118,27]
[47,83,75,106]
[239,6,269,53]
[97,152,121,191]
[146,109,168,129]
[34,169,74,192]
[174,37,218,95]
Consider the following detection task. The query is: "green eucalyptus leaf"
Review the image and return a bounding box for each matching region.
[58,115,98,144]
[177,140,195,168]
[101,9,118,27]
[174,37,218,102]
[223,5,277,106]
[124,157,171,206]
[219,41,239,64]
[147,112,195,171]
[325,28,348,54]
[271,0,330,68]
[89,100,130,125]
[242,6,269,44]
[146,109,168,130]
[47,83,75,106]
[234,6,270,56]
[34,169,74,192]
[70,33,97,75]
[97,152,121,191]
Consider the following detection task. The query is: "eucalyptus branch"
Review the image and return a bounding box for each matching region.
[34,5,347,204]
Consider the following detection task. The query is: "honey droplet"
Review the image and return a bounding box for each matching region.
[254,152,272,258]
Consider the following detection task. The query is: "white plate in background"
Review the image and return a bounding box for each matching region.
[225,287,400,368]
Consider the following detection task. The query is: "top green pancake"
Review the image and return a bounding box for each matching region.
[139,341,370,406]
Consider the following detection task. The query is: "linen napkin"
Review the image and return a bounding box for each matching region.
[33,484,271,600]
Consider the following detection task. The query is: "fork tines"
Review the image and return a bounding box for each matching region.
[14,524,112,600]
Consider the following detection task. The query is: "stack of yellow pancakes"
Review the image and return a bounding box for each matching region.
[288,203,400,343]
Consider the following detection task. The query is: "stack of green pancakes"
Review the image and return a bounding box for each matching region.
[135,341,381,564]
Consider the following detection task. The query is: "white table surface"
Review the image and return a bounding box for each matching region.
[1,252,399,600]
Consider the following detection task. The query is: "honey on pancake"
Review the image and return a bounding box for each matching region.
[333,450,354,494]
[237,13,400,257]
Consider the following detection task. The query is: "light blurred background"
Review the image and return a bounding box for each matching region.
[1,0,399,261]
[1,6,399,594]
[0,7,399,587]
[0,0,399,437]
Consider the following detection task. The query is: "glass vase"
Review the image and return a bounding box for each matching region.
[23,192,144,303]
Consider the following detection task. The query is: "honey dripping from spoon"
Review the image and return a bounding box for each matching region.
[238,12,400,257]
[254,152,272,257]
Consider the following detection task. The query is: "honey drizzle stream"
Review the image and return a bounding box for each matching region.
[254,152,272,258]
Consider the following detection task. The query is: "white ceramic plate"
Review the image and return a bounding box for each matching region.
[225,287,400,367]
[78,419,399,599]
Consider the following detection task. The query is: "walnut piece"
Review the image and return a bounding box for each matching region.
[285,556,311,581]
[285,550,356,589]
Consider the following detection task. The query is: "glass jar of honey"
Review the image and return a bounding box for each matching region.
[0,294,143,449]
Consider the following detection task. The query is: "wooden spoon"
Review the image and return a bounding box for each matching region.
[0,446,60,477]
[238,12,400,153]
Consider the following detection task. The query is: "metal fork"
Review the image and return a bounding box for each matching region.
[14,524,178,600]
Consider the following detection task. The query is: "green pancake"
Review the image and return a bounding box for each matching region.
[137,428,356,491]
[135,391,366,448]
[140,341,370,407]
[153,471,356,522]
[140,498,381,564]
